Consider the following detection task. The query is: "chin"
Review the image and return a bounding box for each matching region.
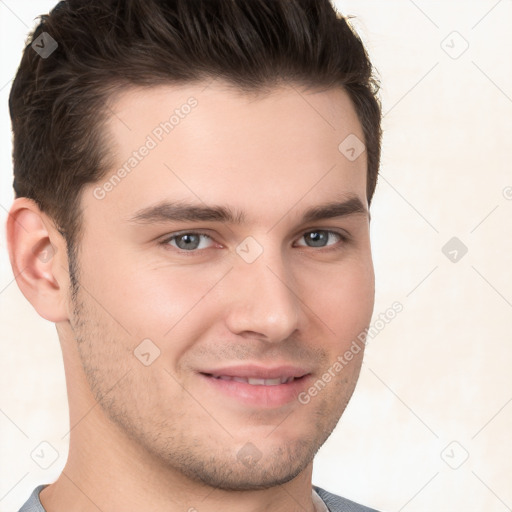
[161,437,318,491]
[186,458,309,491]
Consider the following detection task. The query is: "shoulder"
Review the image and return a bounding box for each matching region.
[19,483,382,512]
[17,485,48,512]
[314,485,383,512]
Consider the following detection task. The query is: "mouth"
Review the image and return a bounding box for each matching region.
[201,374,302,386]
[197,365,312,408]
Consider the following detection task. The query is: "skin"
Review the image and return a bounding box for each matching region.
[7,80,375,512]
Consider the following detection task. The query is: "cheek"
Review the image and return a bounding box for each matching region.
[78,244,226,353]
[302,256,375,344]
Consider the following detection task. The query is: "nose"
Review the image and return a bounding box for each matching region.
[223,250,301,343]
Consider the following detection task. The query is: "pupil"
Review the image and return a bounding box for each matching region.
[307,231,327,247]
[177,234,199,250]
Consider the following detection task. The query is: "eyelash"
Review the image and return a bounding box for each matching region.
[159,229,349,254]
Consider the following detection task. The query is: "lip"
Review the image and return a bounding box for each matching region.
[199,364,310,380]
[197,364,313,409]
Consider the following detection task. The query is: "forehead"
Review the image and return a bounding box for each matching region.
[85,81,367,226]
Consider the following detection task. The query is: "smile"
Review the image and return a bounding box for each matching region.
[206,374,297,385]
[198,367,312,409]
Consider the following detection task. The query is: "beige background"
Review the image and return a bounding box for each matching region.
[1,1,511,511]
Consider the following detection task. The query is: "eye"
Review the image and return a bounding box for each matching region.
[295,230,345,248]
[162,232,215,251]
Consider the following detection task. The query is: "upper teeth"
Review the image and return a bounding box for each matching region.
[213,376,294,385]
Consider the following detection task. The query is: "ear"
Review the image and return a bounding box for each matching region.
[6,197,70,323]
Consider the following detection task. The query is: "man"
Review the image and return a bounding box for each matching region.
[7,0,382,510]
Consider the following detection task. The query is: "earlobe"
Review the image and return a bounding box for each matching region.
[6,197,70,323]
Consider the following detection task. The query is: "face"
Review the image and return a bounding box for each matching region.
[68,81,375,490]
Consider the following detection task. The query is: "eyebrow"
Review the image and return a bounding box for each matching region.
[127,195,368,225]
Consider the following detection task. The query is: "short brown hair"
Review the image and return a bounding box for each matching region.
[9,0,381,254]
